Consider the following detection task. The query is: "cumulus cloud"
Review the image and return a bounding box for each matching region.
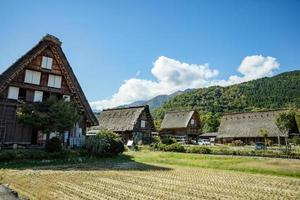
[216,55,279,86]
[90,55,279,110]
[90,56,219,110]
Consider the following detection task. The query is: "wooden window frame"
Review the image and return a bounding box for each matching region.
[41,56,53,70]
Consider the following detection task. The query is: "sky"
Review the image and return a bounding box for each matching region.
[0,0,299,110]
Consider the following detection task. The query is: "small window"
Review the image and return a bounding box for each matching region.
[63,95,71,102]
[24,70,41,85]
[141,120,146,128]
[41,56,53,69]
[33,91,43,102]
[8,86,19,100]
[191,119,195,125]
[48,74,62,88]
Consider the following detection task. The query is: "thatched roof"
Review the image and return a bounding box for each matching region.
[0,34,98,126]
[160,110,197,129]
[217,110,285,138]
[93,105,154,132]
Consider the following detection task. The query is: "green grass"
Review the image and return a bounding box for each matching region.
[126,150,300,178]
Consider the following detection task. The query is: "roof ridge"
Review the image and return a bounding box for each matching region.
[103,105,148,111]
[41,34,62,46]
[166,110,195,114]
[223,109,286,116]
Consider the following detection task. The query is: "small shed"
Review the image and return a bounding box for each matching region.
[199,132,218,142]
[159,110,201,143]
[91,105,155,144]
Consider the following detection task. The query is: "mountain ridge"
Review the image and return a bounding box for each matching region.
[151,70,300,131]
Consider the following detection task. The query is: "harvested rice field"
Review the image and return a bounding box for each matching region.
[1,152,300,200]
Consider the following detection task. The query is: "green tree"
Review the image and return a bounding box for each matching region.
[259,128,269,148]
[275,111,295,151]
[17,97,79,140]
[200,112,221,133]
[49,98,80,133]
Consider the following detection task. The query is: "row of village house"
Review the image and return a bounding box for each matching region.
[91,107,300,145]
[0,35,299,148]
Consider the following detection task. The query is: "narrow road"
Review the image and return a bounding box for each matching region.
[0,185,20,200]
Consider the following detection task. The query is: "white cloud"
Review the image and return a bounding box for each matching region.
[216,55,279,86]
[90,55,279,110]
[90,56,219,110]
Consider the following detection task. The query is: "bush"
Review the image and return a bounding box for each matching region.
[156,142,167,151]
[266,139,273,146]
[150,136,161,145]
[290,136,300,145]
[187,146,212,154]
[0,149,72,162]
[231,140,244,146]
[150,136,161,150]
[85,129,125,157]
[161,137,177,145]
[163,143,186,153]
[46,137,62,153]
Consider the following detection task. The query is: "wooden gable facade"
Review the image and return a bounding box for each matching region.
[159,110,201,143]
[0,34,98,147]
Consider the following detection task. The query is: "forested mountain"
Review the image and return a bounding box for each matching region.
[118,91,184,110]
[152,70,300,132]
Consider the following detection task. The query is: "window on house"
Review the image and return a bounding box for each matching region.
[7,86,19,100]
[33,91,43,102]
[191,119,195,125]
[41,56,53,70]
[24,70,41,85]
[141,120,146,128]
[48,74,62,88]
[63,95,71,102]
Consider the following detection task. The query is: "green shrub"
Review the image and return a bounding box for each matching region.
[151,136,161,144]
[290,136,300,145]
[0,149,72,162]
[156,142,167,151]
[161,137,177,145]
[187,146,212,154]
[163,143,186,152]
[231,140,244,146]
[46,137,62,153]
[0,150,16,162]
[85,129,125,157]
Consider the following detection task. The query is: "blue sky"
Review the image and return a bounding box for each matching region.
[0,0,299,110]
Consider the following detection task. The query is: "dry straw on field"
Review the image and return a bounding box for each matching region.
[2,164,300,200]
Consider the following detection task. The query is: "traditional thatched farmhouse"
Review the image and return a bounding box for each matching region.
[217,110,299,144]
[92,105,155,144]
[0,35,98,147]
[160,110,201,143]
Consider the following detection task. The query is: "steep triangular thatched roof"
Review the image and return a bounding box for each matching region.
[93,105,155,132]
[0,34,98,126]
[160,110,197,129]
[217,110,285,138]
